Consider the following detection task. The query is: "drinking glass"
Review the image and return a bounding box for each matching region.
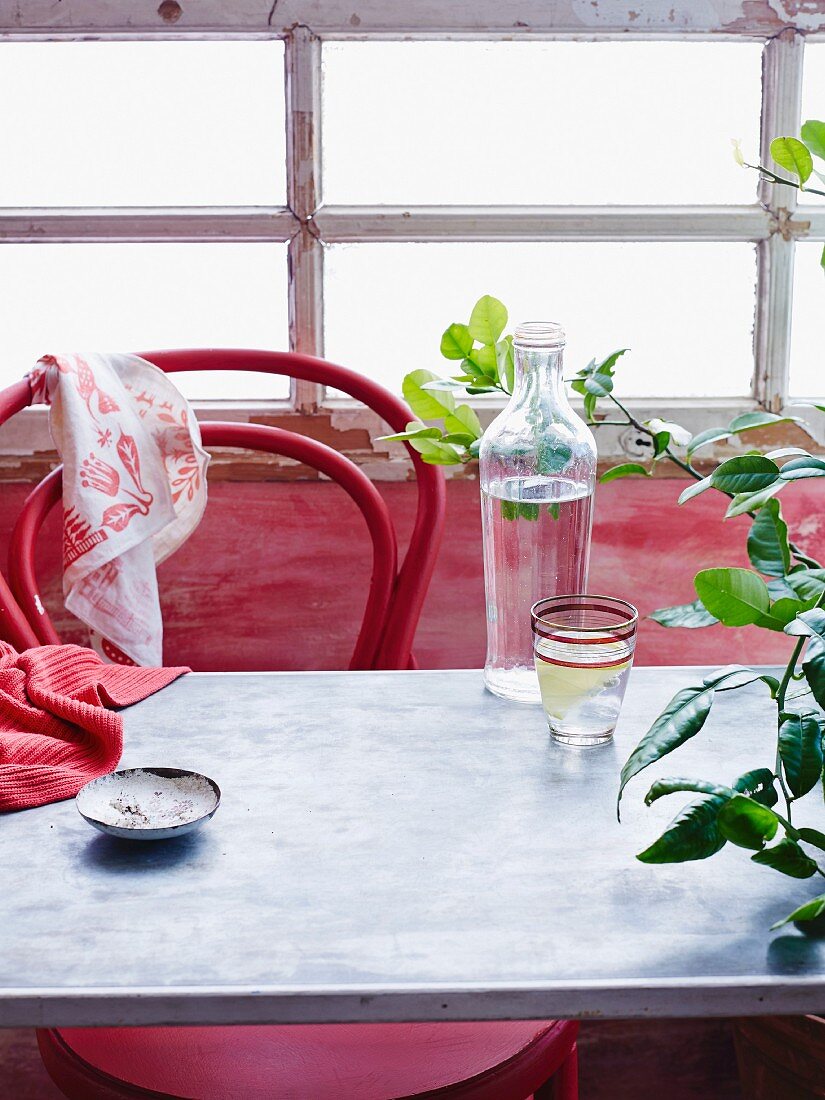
[531,594,638,747]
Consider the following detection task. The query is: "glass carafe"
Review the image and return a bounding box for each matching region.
[478,321,597,703]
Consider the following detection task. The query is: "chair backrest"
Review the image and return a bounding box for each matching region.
[0,351,446,670]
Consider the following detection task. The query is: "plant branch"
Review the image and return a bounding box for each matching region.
[595,391,706,481]
[749,162,825,198]
[774,635,807,821]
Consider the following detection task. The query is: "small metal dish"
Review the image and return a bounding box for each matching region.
[76,767,221,841]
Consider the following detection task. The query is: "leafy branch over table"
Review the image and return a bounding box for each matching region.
[734,116,825,270]
[384,289,825,931]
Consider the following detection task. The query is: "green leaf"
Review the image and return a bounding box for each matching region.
[711,455,780,495]
[468,295,507,346]
[377,420,444,443]
[402,369,456,420]
[460,354,495,383]
[407,436,464,465]
[728,411,804,434]
[536,440,573,476]
[752,838,818,878]
[678,476,713,505]
[694,568,770,627]
[547,503,560,520]
[768,576,796,601]
[759,597,818,632]
[652,431,671,458]
[734,768,779,808]
[496,335,515,394]
[771,135,814,183]
[785,607,825,643]
[725,480,786,518]
[765,447,812,461]
[649,600,718,628]
[779,712,823,798]
[779,456,825,482]
[618,685,715,809]
[444,403,483,440]
[772,893,825,930]
[687,426,730,458]
[801,119,825,162]
[594,348,629,376]
[574,350,627,382]
[702,664,765,691]
[600,462,652,484]
[637,794,728,863]
[644,777,732,806]
[500,500,541,521]
[421,378,467,392]
[470,345,497,380]
[717,794,778,851]
[786,568,825,603]
[440,323,473,360]
[584,372,614,397]
[747,498,791,576]
[798,827,825,851]
[501,501,541,521]
[803,645,825,710]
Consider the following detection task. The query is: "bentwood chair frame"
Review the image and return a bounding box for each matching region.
[0,349,447,671]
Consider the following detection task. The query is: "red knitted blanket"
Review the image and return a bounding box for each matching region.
[0,642,189,812]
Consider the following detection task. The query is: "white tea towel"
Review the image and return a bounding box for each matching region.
[28,353,209,666]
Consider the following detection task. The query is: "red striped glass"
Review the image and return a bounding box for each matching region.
[531,594,638,747]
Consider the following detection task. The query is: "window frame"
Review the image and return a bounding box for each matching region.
[1,0,823,463]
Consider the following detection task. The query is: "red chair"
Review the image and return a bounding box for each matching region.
[0,349,444,670]
[0,350,579,1099]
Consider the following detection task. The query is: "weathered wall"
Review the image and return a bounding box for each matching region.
[1,476,820,670]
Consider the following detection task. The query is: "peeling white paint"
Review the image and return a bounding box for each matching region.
[570,0,721,32]
[769,0,825,32]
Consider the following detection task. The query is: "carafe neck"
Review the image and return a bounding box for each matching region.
[511,322,567,412]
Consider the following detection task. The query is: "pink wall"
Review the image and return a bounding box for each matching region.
[0,477,821,671]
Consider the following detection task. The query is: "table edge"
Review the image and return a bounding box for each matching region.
[3,975,824,1028]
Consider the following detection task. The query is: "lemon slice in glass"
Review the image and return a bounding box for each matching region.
[535,656,630,719]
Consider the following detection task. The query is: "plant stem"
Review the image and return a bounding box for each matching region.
[777,637,806,712]
[600,392,705,480]
[774,635,807,821]
[769,815,825,881]
[597,392,824,555]
[750,162,825,198]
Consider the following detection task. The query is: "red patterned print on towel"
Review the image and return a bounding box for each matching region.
[27,352,209,666]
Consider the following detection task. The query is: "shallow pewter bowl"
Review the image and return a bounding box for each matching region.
[76,768,221,841]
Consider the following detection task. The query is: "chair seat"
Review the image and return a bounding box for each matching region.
[44,1020,572,1099]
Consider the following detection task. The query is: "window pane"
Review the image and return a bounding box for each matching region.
[323,42,761,205]
[0,42,286,205]
[789,47,824,399]
[802,44,825,162]
[324,243,756,398]
[799,43,825,223]
[0,244,289,400]
[790,242,825,399]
